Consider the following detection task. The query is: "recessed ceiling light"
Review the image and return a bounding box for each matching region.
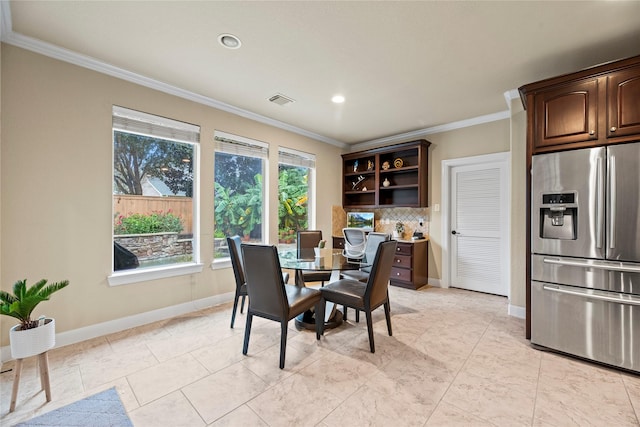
[218,33,242,49]
[332,95,345,104]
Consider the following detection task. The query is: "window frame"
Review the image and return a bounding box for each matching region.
[108,106,203,286]
[212,131,269,268]
[278,147,317,245]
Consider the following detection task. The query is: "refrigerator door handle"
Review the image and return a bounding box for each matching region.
[543,284,640,306]
[543,256,640,273]
[596,156,604,249]
[609,154,616,249]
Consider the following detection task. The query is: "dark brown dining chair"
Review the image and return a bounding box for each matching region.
[340,232,390,321]
[318,240,397,353]
[227,235,289,328]
[241,244,322,369]
[297,230,332,285]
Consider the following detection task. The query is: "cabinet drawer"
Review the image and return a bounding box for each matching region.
[395,243,412,256]
[393,255,412,268]
[390,267,412,282]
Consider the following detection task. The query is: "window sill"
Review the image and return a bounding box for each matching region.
[211,258,231,270]
[108,263,204,286]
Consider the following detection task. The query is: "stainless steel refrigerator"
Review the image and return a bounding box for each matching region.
[531,144,640,373]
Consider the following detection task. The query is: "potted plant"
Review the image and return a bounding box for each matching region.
[1,278,69,359]
[394,222,405,239]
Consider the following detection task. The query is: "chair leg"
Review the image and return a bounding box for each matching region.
[280,322,288,369]
[365,310,375,353]
[343,305,348,321]
[240,295,246,313]
[230,293,240,328]
[315,301,323,340]
[355,309,360,323]
[242,312,253,355]
[384,301,393,336]
[319,298,326,336]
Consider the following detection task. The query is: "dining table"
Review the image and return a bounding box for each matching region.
[278,247,371,330]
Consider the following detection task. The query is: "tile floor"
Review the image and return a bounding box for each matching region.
[2,286,640,426]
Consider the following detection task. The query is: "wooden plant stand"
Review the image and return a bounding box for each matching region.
[10,351,52,412]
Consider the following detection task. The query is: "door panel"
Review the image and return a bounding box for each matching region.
[450,164,506,295]
[607,143,640,262]
[531,147,605,259]
[534,79,599,148]
[607,65,640,138]
[532,281,640,373]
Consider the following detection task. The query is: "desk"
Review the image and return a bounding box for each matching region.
[278,248,370,329]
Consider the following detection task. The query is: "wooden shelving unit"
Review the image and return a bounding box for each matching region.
[342,140,430,208]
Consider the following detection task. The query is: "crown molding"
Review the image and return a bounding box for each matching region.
[0,24,346,149]
[1,0,521,152]
[351,110,511,152]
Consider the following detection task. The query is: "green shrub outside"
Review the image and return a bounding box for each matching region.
[114,211,183,235]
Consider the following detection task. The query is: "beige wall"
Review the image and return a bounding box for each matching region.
[426,119,510,281]
[0,45,343,346]
[509,99,527,309]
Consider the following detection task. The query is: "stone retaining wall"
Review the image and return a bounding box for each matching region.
[115,232,192,260]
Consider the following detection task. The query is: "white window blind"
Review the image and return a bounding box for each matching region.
[214,131,269,159]
[278,147,315,169]
[112,106,200,143]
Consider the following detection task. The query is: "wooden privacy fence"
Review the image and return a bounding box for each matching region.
[113,195,193,235]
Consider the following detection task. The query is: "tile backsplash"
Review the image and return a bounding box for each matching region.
[332,205,429,240]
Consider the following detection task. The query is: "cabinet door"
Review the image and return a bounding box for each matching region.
[607,65,640,139]
[534,79,599,149]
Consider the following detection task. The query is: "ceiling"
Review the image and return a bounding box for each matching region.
[3,1,640,147]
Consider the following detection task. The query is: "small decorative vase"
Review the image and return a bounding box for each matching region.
[383,178,390,187]
[10,318,56,359]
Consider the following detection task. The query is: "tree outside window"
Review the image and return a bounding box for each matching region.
[112,107,198,271]
[213,134,267,259]
[278,165,309,244]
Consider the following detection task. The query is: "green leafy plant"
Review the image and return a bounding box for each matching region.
[114,210,183,235]
[395,222,405,233]
[0,279,70,330]
[278,166,309,235]
[214,174,263,238]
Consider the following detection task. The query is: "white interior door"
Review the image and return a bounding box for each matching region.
[448,157,508,296]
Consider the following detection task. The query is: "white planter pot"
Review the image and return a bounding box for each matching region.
[10,318,56,359]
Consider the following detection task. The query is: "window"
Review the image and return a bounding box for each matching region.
[213,131,268,260]
[111,106,200,281]
[278,147,315,247]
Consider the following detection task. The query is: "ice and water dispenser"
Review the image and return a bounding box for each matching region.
[538,192,577,240]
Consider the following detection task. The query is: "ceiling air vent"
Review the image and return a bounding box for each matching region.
[268,93,295,106]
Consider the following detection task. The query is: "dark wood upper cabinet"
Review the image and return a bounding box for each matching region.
[534,79,599,149]
[520,55,640,154]
[607,65,640,139]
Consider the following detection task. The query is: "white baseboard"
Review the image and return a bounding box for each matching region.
[1,292,234,363]
[427,277,442,287]
[508,304,526,319]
